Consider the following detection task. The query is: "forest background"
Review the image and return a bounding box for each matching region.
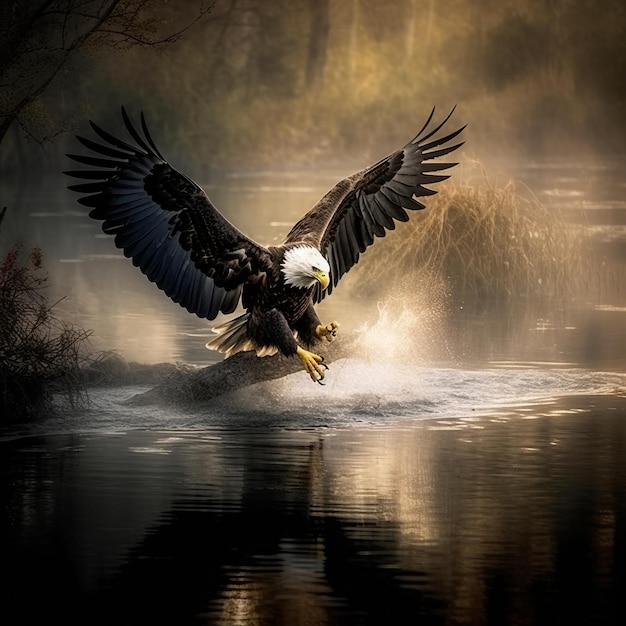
[2,0,625,178]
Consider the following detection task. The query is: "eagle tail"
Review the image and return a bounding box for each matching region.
[206,312,279,358]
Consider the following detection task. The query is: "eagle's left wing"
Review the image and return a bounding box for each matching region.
[284,108,465,302]
[65,108,272,320]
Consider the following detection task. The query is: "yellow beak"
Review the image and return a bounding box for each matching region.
[313,270,330,290]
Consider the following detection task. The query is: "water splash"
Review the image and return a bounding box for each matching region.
[211,290,625,422]
[347,275,453,366]
[232,361,625,422]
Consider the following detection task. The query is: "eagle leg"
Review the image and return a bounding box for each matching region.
[296,346,328,384]
[315,321,340,343]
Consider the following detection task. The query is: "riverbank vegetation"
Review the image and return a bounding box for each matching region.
[0,213,92,421]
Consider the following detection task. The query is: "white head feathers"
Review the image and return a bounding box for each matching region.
[281,246,330,289]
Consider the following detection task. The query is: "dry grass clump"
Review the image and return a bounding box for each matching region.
[0,238,92,421]
[356,180,591,305]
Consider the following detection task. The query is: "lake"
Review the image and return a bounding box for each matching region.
[2,389,626,625]
[1,159,625,624]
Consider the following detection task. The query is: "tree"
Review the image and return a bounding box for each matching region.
[305,0,329,89]
[0,0,212,146]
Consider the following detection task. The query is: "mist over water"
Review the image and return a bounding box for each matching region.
[5,159,625,369]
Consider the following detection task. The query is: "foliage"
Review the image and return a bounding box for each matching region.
[0,238,92,421]
[350,177,593,306]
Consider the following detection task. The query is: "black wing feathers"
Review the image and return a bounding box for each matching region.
[66,106,463,319]
[65,108,269,320]
[285,108,465,301]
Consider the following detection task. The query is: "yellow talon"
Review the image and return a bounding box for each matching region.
[297,346,328,384]
[316,321,340,343]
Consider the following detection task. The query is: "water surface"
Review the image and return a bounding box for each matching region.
[2,160,626,624]
[3,390,626,625]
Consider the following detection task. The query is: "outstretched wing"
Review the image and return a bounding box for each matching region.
[284,108,465,301]
[65,108,271,320]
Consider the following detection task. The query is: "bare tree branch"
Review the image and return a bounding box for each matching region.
[0,0,213,146]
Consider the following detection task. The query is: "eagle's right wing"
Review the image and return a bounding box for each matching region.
[284,108,465,301]
[65,108,271,320]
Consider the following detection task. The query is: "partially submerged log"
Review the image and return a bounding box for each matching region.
[123,336,355,406]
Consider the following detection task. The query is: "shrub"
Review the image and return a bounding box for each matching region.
[0,236,91,422]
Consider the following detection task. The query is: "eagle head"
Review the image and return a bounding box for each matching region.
[281,246,330,290]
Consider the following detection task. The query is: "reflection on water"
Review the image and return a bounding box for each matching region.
[3,394,626,625]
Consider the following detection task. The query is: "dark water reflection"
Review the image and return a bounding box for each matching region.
[3,393,626,625]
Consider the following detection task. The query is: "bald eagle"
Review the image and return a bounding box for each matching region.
[65,108,464,383]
